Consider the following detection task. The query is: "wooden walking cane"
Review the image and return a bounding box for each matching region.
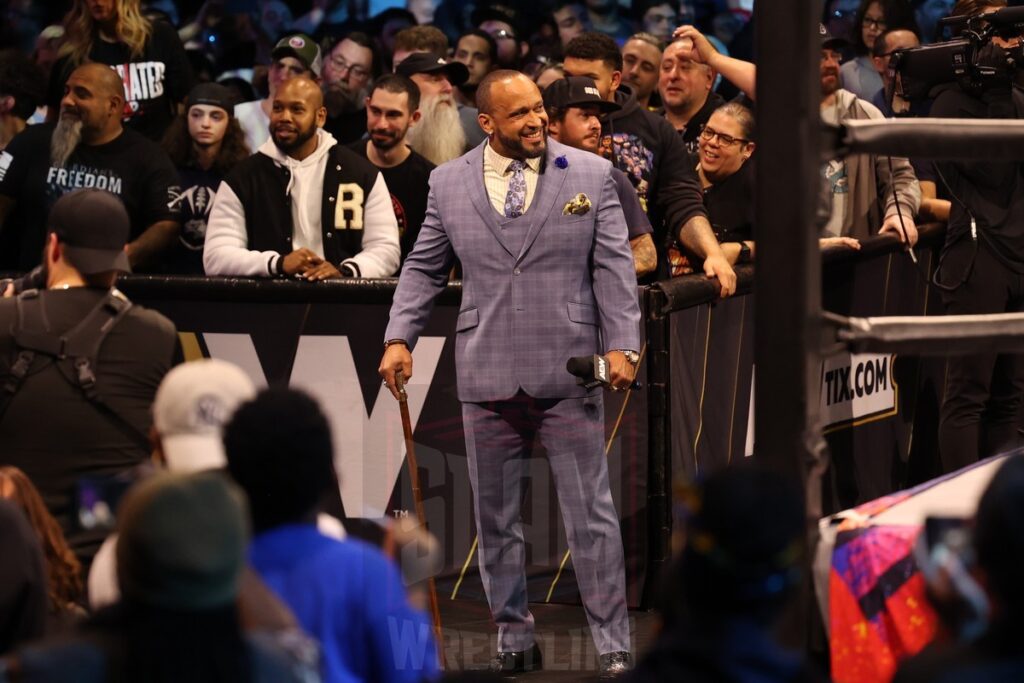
[394,370,447,669]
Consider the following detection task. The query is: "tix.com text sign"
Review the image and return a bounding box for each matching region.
[820,353,898,432]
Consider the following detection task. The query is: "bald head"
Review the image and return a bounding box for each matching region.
[476,69,533,116]
[71,63,126,101]
[275,76,324,110]
[270,76,327,159]
[872,29,920,81]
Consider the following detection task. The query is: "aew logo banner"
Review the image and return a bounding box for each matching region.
[821,354,898,432]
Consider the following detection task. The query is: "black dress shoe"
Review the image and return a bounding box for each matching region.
[598,651,633,678]
[488,643,543,674]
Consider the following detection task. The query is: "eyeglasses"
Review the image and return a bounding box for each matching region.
[489,28,517,41]
[862,17,886,29]
[328,55,370,80]
[646,12,677,25]
[699,125,748,146]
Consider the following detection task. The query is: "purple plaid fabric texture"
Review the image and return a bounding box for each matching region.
[503,159,527,218]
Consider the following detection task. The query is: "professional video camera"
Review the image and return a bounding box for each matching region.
[886,5,1024,113]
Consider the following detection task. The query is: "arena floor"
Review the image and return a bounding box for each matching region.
[438,600,659,680]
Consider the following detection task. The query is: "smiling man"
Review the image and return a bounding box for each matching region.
[0,62,180,272]
[204,77,399,279]
[380,70,640,676]
[349,74,435,260]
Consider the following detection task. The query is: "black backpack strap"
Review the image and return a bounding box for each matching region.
[1,289,149,449]
[1,291,47,418]
[59,289,134,401]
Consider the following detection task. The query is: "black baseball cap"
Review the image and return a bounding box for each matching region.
[819,23,850,51]
[187,83,233,114]
[543,77,620,113]
[48,189,131,274]
[395,52,469,87]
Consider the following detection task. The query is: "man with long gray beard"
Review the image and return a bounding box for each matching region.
[396,53,471,166]
[0,63,180,272]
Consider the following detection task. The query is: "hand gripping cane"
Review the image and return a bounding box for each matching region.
[394,371,446,669]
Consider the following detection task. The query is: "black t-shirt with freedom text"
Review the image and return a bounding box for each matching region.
[348,141,435,259]
[47,20,193,142]
[0,124,179,271]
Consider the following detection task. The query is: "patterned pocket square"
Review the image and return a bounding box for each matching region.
[562,193,592,216]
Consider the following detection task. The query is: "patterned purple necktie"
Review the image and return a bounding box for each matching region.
[504,159,527,218]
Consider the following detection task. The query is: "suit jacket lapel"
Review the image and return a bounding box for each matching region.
[516,141,568,264]
[465,143,515,258]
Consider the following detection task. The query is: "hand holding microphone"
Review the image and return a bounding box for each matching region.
[566,352,640,392]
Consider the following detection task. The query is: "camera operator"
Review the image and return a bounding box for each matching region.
[931,0,1024,472]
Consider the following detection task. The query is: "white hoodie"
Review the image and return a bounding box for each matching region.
[204,128,401,277]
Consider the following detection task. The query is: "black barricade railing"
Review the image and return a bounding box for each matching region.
[117,275,464,305]
[639,222,946,602]
[646,222,946,318]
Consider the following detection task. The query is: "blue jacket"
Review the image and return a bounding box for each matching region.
[249,525,439,683]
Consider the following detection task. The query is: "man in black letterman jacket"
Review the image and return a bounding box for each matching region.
[204,77,400,279]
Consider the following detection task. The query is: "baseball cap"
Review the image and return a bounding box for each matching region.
[186,82,234,114]
[153,359,257,473]
[395,52,469,87]
[117,471,249,610]
[543,76,620,113]
[819,23,850,51]
[48,189,131,275]
[271,33,322,77]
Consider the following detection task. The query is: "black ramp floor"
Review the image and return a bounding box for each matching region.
[436,600,659,681]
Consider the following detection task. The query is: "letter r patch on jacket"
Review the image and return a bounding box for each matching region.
[335,183,365,230]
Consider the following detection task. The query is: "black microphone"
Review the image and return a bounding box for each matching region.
[566,354,642,390]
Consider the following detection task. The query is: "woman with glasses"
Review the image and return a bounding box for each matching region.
[695,103,757,265]
[671,102,859,271]
[841,0,920,101]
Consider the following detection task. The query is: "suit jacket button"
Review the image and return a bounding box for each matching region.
[326,232,333,238]
[513,267,521,275]
[329,196,335,202]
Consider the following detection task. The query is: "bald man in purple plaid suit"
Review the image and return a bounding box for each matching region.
[380,71,640,676]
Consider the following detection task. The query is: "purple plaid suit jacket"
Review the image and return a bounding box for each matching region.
[385,138,641,402]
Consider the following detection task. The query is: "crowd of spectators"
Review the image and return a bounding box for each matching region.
[6,0,1021,680]
[0,0,955,286]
